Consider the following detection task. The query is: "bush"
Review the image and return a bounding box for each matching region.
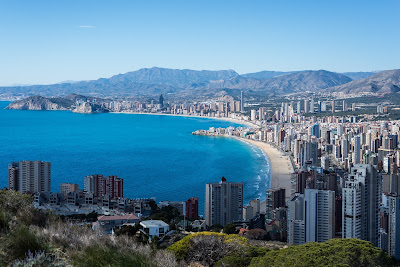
[2,225,49,264]
[71,245,150,267]
[13,251,69,267]
[168,232,248,266]
[249,238,395,267]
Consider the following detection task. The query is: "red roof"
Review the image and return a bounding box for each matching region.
[97,214,139,221]
[221,176,227,182]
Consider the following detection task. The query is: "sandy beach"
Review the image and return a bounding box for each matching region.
[240,139,294,201]
[112,111,258,128]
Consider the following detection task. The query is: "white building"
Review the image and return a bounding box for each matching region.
[288,189,335,245]
[8,160,51,193]
[140,220,169,240]
[251,109,256,121]
[342,164,380,246]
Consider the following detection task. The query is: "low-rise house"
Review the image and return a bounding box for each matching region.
[140,220,169,239]
[94,214,140,234]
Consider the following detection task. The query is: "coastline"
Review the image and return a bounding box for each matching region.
[110,111,258,128]
[237,138,293,201]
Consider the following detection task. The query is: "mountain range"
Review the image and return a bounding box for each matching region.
[1,67,399,98]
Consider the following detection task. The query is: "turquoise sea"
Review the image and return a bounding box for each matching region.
[0,101,271,214]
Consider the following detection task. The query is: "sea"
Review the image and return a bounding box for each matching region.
[0,101,271,214]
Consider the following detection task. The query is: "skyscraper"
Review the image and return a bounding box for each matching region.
[342,164,380,246]
[205,177,243,226]
[8,160,51,193]
[84,174,123,198]
[266,188,286,219]
[240,91,244,112]
[159,94,164,107]
[388,195,400,260]
[288,189,335,244]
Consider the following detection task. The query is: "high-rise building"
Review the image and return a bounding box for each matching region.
[240,91,244,112]
[311,123,320,138]
[159,94,164,107]
[342,164,380,246]
[353,136,361,164]
[266,188,286,219]
[388,195,400,260]
[304,100,310,113]
[310,98,315,113]
[251,109,256,121]
[205,177,243,226]
[84,174,123,199]
[331,100,336,113]
[8,160,51,193]
[185,197,199,220]
[288,189,335,244]
[343,100,347,112]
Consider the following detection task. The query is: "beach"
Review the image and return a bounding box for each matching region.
[112,111,258,128]
[240,139,294,201]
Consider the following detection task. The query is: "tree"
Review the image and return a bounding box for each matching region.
[223,223,237,234]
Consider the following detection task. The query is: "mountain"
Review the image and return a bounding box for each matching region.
[341,71,379,80]
[327,69,400,94]
[107,67,238,86]
[241,71,295,79]
[0,67,239,97]
[205,70,352,94]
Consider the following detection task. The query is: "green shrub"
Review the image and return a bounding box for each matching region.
[249,238,395,267]
[168,232,248,265]
[71,245,152,267]
[2,225,49,264]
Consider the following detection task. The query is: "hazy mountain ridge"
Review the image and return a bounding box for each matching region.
[0,67,398,97]
[341,71,379,80]
[327,69,400,94]
[204,70,352,94]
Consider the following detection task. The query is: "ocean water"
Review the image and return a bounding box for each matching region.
[0,101,271,214]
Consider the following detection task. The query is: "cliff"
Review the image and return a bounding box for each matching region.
[5,95,73,110]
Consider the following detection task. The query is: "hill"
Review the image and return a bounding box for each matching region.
[327,69,400,94]
[206,70,352,94]
[342,71,379,80]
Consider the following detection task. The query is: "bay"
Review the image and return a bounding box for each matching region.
[0,101,271,214]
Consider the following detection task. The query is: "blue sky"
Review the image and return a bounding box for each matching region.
[0,0,399,85]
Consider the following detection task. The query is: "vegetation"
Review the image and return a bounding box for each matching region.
[249,238,395,267]
[0,189,177,266]
[0,189,395,267]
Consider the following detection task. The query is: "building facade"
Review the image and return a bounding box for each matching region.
[205,177,243,226]
[8,160,51,193]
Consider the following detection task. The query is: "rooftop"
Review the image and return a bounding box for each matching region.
[140,220,169,228]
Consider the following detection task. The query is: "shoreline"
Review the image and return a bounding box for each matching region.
[236,138,293,201]
[110,111,258,128]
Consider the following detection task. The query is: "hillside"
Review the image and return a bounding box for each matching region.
[206,70,352,94]
[0,190,395,267]
[1,67,391,98]
[327,69,400,94]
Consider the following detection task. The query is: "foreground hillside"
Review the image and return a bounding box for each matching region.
[0,189,395,266]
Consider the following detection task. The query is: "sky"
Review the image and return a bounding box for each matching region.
[0,0,399,85]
